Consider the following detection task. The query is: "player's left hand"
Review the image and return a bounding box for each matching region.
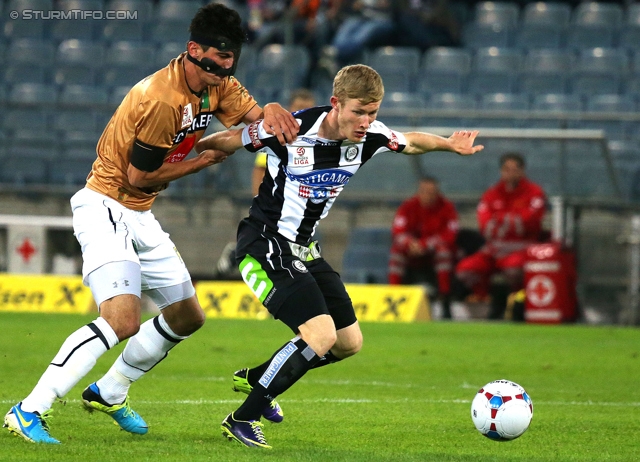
[263,103,300,145]
[449,130,484,156]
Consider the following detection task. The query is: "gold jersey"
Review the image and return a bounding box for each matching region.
[87,52,257,211]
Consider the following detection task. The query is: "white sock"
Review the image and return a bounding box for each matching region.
[95,314,187,404]
[21,317,119,414]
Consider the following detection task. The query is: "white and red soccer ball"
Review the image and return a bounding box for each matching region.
[470,379,533,441]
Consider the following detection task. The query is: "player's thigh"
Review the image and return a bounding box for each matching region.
[309,260,357,331]
[334,321,363,357]
[136,210,193,291]
[71,188,140,282]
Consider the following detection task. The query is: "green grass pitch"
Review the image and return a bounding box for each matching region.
[1,312,639,461]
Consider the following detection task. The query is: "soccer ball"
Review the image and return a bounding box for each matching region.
[470,379,533,441]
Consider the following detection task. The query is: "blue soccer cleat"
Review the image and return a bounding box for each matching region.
[3,402,60,444]
[232,368,284,423]
[82,383,148,434]
[221,413,272,449]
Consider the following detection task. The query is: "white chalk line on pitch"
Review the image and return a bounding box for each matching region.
[2,398,640,407]
[154,375,435,389]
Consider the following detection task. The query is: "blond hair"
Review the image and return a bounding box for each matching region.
[332,64,384,105]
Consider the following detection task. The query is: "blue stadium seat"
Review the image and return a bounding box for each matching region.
[419,150,488,194]
[515,2,571,50]
[619,3,640,53]
[624,75,640,100]
[608,139,640,163]
[10,128,58,160]
[566,2,623,50]
[105,0,154,21]
[368,47,421,93]
[532,93,582,111]
[49,158,94,186]
[577,94,636,140]
[462,1,519,49]
[149,20,192,44]
[155,42,185,68]
[342,227,392,284]
[419,47,471,96]
[564,158,616,198]
[5,0,53,12]
[530,93,582,128]
[341,152,419,197]
[53,110,99,133]
[4,65,49,85]
[478,92,529,127]
[59,84,109,105]
[518,49,574,96]
[154,0,202,21]
[101,0,152,41]
[0,156,49,184]
[8,83,57,104]
[257,44,310,89]
[100,20,144,43]
[54,40,105,85]
[7,39,55,65]
[109,85,133,104]
[474,1,520,26]
[62,130,101,157]
[3,0,51,39]
[103,41,155,87]
[425,92,477,126]
[232,45,256,86]
[2,20,46,40]
[570,48,628,97]
[368,46,421,74]
[608,140,640,200]
[467,47,523,96]
[379,92,427,128]
[50,0,104,41]
[3,109,50,132]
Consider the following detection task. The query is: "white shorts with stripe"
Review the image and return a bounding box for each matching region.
[71,187,191,290]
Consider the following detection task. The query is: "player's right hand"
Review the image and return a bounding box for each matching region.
[199,149,233,167]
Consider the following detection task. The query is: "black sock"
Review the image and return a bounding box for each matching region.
[234,337,320,421]
[309,350,342,370]
[247,348,342,384]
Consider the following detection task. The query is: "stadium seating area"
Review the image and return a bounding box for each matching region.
[0,0,639,201]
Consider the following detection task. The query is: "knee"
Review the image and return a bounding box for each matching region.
[299,316,337,356]
[338,334,363,358]
[176,307,206,336]
[110,318,140,342]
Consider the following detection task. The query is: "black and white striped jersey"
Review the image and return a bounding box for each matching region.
[240,106,407,245]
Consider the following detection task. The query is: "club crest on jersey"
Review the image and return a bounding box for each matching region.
[249,120,263,148]
[345,145,358,162]
[292,260,308,273]
[293,147,309,165]
[181,103,193,129]
[387,131,399,150]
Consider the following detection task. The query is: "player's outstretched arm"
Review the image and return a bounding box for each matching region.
[196,128,245,154]
[402,130,484,156]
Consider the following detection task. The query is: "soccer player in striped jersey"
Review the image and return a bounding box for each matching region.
[197,64,484,449]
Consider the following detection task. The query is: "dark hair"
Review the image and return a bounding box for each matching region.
[189,3,246,47]
[500,152,526,169]
[419,175,439,185]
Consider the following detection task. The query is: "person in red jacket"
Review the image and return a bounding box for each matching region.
[455,152,546,318]
[388,176,459,317]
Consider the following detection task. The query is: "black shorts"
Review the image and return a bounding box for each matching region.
[235,218,357,332]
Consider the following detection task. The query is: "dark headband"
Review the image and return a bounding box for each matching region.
[189,34,239,52]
